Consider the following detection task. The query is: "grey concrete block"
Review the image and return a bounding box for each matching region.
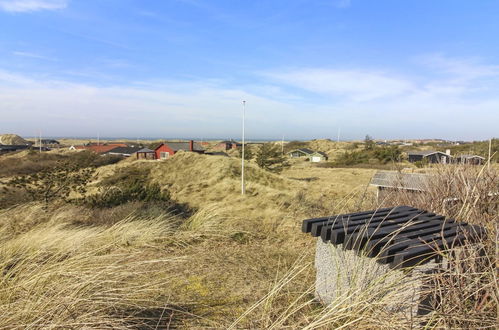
[314,238,437,318]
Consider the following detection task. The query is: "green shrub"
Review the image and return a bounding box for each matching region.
[334,146,402,166]
[84,167,190,218]
[3,161,95,207]
[85,167,166,207]
[0,151,122,178]
[372,146,401,164]
[0,153,66,177]
[255,143,289,173]
[334,150,370,166]
[237,144,254,160]
[67,151,123,168]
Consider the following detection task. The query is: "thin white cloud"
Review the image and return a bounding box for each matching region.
[0,0,67,12]
[0,55,498,140]
[0,70,298,138]
[265,69,414,102]
[418,53,499,81]
[12,51,56,61]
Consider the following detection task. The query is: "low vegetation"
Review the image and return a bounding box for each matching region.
[0,143,496,328]
[448,138,499,162]
[377,164,498,328]
[0,150,121,177]
[255,143,289,173]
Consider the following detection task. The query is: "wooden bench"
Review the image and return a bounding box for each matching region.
[302,206,485,316]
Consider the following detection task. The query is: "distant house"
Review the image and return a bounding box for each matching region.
[41,139,60,145]
[456,154,485,165]
[106,146,143,157]
[215,140,242,151]
[407,150,452,164]
[0,144,31,154]
[288,148,328,162]
[154,140,205,160]
[136,148,156,160]
[370,171,430,202]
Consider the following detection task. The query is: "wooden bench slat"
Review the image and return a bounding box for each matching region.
[318,208,426,240]
[302,206,486,268]
[326,211,434,245]
[390,233,467,269]
[302,205,414,233]
[365,220,462,258]
[343,215,444,250]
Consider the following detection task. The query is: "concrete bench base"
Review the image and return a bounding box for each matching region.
[315,238,437,318]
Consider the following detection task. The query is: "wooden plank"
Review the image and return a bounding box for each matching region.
[302,206,412,233]
[390,233,467,269]
[377,221,488,265]
[319,208,426,241]
[365,220,461,258]
[302,207,394,233]
[376,224,466,264]
[325,211,433,245]
[343,215,444,250]
[306,206,405,235]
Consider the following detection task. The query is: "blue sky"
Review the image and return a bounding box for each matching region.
[0,0,498,140]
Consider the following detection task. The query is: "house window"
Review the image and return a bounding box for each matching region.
[160,152,170,159]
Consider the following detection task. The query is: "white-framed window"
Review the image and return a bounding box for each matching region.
[160,151,170,159]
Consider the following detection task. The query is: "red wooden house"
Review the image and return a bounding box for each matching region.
[154,140,205,160]
[215,140,242,151]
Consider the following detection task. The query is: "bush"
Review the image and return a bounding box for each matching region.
[85,167,167,207]
[0,151,122,178]
[0,187,31,209]
[67,151,123,168]
[372,146,401,164]
[255,143,289,173]
[84,167,190,217]
[334,146,402,166]
[3,161,95,207]
[237,144,254,160]
[0,153,66,177]
[334,150,370,166]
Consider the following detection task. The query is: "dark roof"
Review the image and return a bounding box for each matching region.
[302,206,485,269]
[289,148,315,155]
[314,151,328,157]
[41,139,60,144]
[137,148,154,153]
[370,171,429,191]
[0,145,30,151]
[459,154,485,159]
[106,146,142,155]
[289,148,327,157]
[156,142,205,152]
[407,150,450,157]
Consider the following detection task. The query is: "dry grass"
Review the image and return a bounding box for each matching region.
[0,151,496,328]
[378,164,498,328]
[0,206,189,328]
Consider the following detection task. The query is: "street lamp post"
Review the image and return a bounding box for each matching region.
[241,100,246,195]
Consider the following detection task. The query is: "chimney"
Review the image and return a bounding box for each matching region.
[189,140,194,151]
[445,149,451,156]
